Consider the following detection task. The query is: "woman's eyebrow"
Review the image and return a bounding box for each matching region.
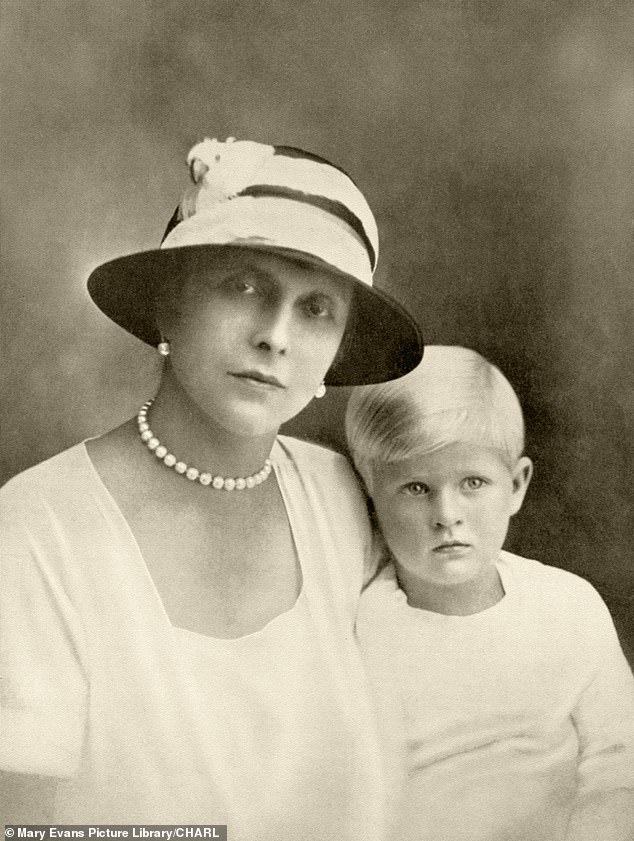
[229,261,274,281]
[230,259,350,307]
[221,262,279,291]
[304,279,352,304]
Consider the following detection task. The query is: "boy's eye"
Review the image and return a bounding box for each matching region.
[462,477,486,491]
[401,482,429,496]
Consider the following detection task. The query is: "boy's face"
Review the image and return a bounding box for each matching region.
[369,443,532,590]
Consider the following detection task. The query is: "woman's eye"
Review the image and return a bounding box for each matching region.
[402,482,429,496]
[232,279,257,295]
[463,477,486,491]
[303,296,333,319]
[223,273,262,296]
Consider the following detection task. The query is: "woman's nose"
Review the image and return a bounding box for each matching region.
[252,305,292,355]
[431,490,463,528]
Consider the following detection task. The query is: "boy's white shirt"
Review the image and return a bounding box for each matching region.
[356,550,634,841]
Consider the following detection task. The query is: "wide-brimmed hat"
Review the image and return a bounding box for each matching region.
[87,138,423,385]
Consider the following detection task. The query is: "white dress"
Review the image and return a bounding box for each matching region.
[0,436,385,840]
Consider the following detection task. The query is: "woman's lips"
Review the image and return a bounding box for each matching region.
[433,542,471,555]
[230,370,286,389]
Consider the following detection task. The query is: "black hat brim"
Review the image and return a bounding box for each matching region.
[87,243,423,386]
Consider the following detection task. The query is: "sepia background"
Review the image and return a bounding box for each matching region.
[1,0,632,656]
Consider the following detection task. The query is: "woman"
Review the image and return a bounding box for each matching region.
[0,138,422,837]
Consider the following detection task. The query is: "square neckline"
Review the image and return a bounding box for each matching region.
[78,438,306,642]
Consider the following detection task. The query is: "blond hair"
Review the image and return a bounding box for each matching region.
[345,345,525,490]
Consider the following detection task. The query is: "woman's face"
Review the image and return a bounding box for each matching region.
[160,249,352,437]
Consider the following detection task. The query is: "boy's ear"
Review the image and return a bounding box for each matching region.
[509,456,533,516]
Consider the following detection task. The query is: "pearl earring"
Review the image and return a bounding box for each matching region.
[157,340,170,357]
[315,382,326,399]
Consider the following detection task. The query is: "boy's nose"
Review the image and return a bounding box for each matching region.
[432,490,463,528]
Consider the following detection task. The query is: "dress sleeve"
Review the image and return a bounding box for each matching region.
[362,526,392,589]
[571,581,634,796]
[0,482,88,778]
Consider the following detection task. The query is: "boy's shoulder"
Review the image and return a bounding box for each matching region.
[500,549,594,586]
[499,550,608,617]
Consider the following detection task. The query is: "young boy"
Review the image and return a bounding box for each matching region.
[346,346,634,841]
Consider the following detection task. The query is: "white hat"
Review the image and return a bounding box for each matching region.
[87,138,423,385]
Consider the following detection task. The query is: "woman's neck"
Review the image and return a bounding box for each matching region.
[145,371,278,480]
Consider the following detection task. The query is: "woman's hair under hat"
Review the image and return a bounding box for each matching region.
[87,138,423,386]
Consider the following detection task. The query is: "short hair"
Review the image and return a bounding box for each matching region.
[345,345,525,489]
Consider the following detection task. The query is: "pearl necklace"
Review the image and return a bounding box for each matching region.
[137,400,273,491]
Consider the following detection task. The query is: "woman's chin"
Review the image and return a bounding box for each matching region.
[208,404,293,441]
[217,394,315,438]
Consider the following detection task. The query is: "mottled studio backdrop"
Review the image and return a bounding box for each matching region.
[1,1,632,653]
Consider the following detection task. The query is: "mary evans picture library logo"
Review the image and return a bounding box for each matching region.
[5,829,225,841]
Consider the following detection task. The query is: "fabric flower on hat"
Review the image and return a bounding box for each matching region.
[179,137,275,220]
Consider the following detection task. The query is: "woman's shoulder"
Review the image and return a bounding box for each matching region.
[0,443,111,553]
[275,436,372,601]
[1,442,91,503]
[275,434,370,509]
[275,433,371,535]
[275,434,358,479]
